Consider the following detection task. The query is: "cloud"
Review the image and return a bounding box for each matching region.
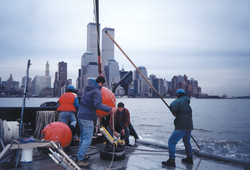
[0,0,250,96]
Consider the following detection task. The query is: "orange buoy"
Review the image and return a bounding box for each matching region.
[41,122,72,148]
[96,87,116,118]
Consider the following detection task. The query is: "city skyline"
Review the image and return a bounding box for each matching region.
[0,1,249,96]
[0,60,231,97]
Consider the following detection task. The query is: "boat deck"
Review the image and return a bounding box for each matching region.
[0,138,247,170]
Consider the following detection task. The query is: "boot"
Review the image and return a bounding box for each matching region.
[162,158,176,167]
[125,138,132,146]
[70,125,78,139]
[76,158,91,167]
[182,157,193,164]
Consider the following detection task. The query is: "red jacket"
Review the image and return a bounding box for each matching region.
[109,108,130,131]
[57,92,77,112]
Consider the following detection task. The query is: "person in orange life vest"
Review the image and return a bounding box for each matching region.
[57,84,80,138]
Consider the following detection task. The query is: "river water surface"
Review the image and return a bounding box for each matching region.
[0,97,249,161]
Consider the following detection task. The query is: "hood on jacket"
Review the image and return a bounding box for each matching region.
[85,79,101,91]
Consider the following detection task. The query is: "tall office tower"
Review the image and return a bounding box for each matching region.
[184,74,188,83]
[178,75,184,83]
[189,78,199,95]
[104,59,120,93]
[171,76,179,90]
[134,66,149,97]
[54,72,61,97]
[32,75,51,96]
[45,61,50,76]
[87,23,100,63]
[152,78,164,97]
[102,27,115,66]
[76,69,81,90]
[78,51,95,93]
[163,79,168,95]
[6,74,13,91]
[58,61,67,86]
[83,62,99,89]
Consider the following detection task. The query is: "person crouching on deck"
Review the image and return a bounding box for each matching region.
[108,102,131,146]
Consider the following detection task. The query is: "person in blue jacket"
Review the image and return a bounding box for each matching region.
[162,89,193,167]
[76,76,117,167]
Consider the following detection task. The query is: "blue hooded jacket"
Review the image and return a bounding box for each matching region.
[77,79,111,121]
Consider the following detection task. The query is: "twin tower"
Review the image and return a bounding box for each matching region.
[77,23,118,94]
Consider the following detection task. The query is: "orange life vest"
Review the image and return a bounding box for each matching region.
[57,92,76,112]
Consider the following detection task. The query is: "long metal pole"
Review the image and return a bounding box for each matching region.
[105,31,201,151]
[94,0,102,75]
[20,59,31,136]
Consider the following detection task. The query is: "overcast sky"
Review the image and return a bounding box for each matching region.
[0,0,249,97]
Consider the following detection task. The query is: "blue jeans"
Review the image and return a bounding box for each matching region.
[77,118,94,160]
[108,122,130,139]
[59,111,77,127]
[168,130,192,159]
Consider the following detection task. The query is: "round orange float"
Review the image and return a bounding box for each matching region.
[41,122,72,148]
[96,87,116,118]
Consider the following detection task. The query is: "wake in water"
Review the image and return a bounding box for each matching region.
[198,139,250,161]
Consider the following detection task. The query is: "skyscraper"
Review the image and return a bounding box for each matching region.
[58,61,67,86]
[78,51,95,93]
[104,59,120,93]
[45,61,49,76]
[152,78,164,97]
[102,27,115,66]
[87,23,100,62]
[32,75,51,96]
[134,66,149,97]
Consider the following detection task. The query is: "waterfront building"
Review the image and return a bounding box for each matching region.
[163,79,168,96]
[2,74,19,92]
[83,62,99,90]
[45,61,50,76]
[104,59,120,94]
[78,51,96,93]
[58,61,67,86]
[134,66,149,97]
[87,23,100,62]
[152,78,164,97]
[134,79,142,97]
[178,75,184,83]
[32,75,51,96]
[189,78,199,97]
[102,27,115,66]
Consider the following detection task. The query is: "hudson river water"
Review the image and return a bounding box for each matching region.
[0,97,249,161]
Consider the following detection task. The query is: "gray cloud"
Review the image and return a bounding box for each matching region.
[0,0,250,96]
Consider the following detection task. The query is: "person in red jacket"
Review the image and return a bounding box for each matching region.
[57,84,79,138]
[109,102,131,146]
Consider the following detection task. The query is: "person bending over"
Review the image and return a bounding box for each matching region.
[57,84,79,138]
